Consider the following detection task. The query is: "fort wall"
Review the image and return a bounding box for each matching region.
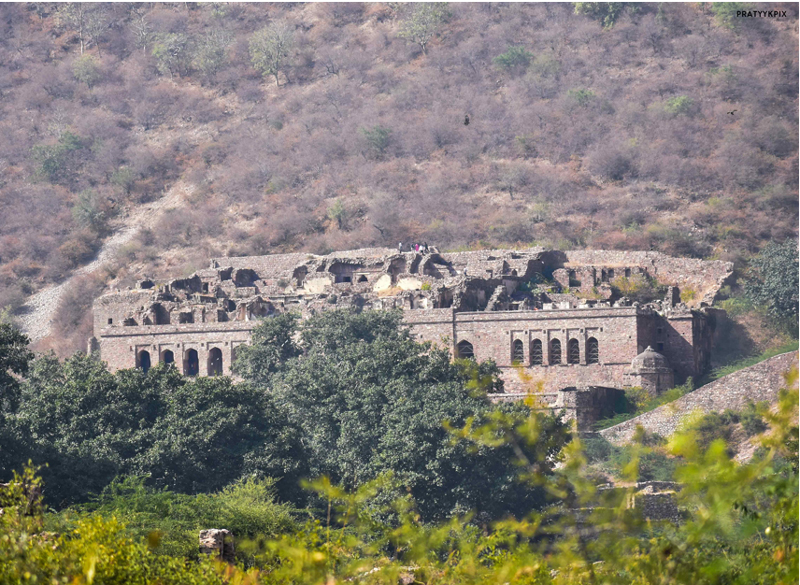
[600,351,799,444]
[92,247,732,426]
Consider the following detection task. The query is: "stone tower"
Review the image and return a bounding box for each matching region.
[629,346,674,396]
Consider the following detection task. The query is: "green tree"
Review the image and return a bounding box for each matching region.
[79,475,295,561]
[567,89,595,108]
[574,2,626,28]
[193,29,232,81]
[236,309,569,521]
[249,21,294,86]
[493,46,533,74]
[72,54,102,87]
[567,87,596,107]
[8,355,304,506]
[664,94,695,116]
[397,3,450,55]
[31,131,89,185]
[711,2,751,29]
[139,374,306,498]
[0,324,32,414]
[110,166,136,194]
[152,33,191,80]
[232,312,302,386]
[326,198,348,230]
[745,239,799,332]
[71,190,107,232]
[359,125,393,160]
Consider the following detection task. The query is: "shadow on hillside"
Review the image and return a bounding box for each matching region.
[710,312,757,370]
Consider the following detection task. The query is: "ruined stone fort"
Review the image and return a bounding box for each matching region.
[90,247,733,426]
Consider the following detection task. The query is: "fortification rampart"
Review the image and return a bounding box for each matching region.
[600,351,799,445]
[92,247,733,427]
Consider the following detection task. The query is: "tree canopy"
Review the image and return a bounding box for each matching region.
[745,239,799,333]
[235,309,569,521]
[6,354,305,507]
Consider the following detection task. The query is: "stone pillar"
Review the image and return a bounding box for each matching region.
[199,529,235,563]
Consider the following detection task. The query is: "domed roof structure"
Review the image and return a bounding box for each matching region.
[631,346,671,373]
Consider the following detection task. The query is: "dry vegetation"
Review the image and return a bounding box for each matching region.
[0,2,797,354]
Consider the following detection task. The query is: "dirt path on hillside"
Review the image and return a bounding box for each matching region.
[18,182,191,343]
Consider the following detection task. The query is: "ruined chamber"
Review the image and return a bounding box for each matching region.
[91,247,732,428]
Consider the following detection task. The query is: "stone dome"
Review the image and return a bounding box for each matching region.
[631,346,671,372]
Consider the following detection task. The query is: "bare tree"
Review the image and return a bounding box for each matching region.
[129,6,153,56]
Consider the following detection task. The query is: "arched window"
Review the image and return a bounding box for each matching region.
[549,339,561,365]
[456,340,474,359]
[512,339,524,364]
[587,337,599,364]
[531,339,543,365]
[138,350,151,374]
[162,350,174,365]
[567,339,580,364]
[207,347,223,376]
[184,349,199,376]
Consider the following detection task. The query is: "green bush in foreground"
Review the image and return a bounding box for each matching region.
[3,370,797,584]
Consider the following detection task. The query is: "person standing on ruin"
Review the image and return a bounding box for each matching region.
[398,242,403,252]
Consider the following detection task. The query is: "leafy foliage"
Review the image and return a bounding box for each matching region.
[493,46,534,73]
[359,125,393,160]
[57,476,295,561]
[594,379,694,430]
[236,309,569,522]
[152,33,192,79]
[744,239,799,331]
[249,21,294,85]
[710,2,752,29]
[397,3,450,54]
[72,54,102,87]
[0,323,33,412]
[610,274,667,302]
[573,2,626,28]
[5,354,305,507]
[4,368,796,584]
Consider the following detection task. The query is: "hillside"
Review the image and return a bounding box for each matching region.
[0,2,797,354]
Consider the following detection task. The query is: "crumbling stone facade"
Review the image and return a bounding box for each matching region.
[91,247,731,426]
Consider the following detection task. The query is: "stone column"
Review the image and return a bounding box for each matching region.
[199,529,235,563]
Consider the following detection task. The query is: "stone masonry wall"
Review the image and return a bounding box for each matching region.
[600,351,799,445]
[459,307,640,393]
[95,247,728,401]
[99,321,255,376]
[563,250,733,305]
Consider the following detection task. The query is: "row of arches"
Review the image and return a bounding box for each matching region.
[137,347,224,376]
[456,338,600,366]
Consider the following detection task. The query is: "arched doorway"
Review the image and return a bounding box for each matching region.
[587,338,599,364]
[456,340,474,359]
[512,339,524,364]
[567,339,580,364]
[162,350,174,365]
[531,339,543,365]
[184,349,199,376]
[207,347,223,376]
[549,339,561,365]
[138,350,151,374]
